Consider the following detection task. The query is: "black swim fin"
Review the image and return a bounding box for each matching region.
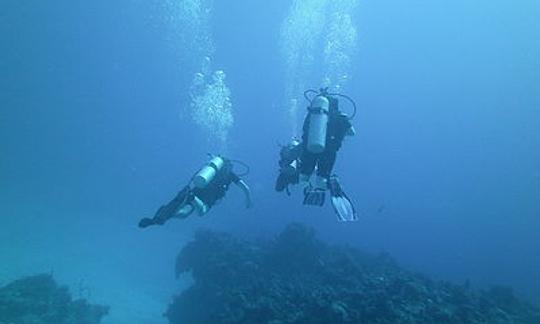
[138,217,155,228]
[329,176,357,222]
[303,186,326,206]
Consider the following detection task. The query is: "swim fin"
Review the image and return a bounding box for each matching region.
[329,176,357,222]
[138,217,155,228]
[303,186,326,206]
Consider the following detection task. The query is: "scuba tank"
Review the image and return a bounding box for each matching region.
[306,95,330,154]
[193,156,225,189]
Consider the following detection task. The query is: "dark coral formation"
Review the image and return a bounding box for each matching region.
[0,274,109,324]
[167,223,540,324]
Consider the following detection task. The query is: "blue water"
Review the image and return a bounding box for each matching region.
[1,1,539,323]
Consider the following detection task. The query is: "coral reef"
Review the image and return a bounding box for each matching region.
[167,223,540,324]
[0,274,109,324]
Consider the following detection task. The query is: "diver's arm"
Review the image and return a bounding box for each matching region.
[344,116,356,136]
[235,179,253,209]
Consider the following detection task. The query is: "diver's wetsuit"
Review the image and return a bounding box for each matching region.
[275,92,358,220]
[299,96,352,179]
[141,161,241,227]
[192,162,240,208]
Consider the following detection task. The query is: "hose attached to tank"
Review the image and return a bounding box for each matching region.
[303,88,357,120]
[303,89,319,102]
[329,92,357,120]
[230,159,250,177]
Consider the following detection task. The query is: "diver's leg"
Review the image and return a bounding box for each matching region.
[301,151,328,206]
[139,201,195,228]
[316,150,337,180]
[139,204,172,228]
[302,151,336,207]
[310,150,336,191]
[174,203,195,219]
[138,187,191,228]
[299,150,317,182]
[192,196,210,217]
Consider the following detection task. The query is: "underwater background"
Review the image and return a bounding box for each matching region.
[1,0,539,323]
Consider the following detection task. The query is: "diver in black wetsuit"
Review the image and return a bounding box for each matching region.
[139,156,252,228]
[275,88,357,221]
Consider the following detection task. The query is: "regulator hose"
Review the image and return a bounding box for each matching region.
[303,88,357,120]
[303,89,319,102]
[328,92,357,120]
[230,159,250,177]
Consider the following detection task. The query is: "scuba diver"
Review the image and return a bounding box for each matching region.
[139,155,252,228]
[275,88,358,222]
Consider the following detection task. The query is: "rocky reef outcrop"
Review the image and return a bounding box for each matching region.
[0,274,109,324]
[167,223,540,324]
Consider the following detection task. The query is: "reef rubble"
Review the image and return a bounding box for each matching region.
[167,223,540,324]
[0,274,109,324]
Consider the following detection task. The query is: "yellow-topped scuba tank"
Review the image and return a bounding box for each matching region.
[193,156,225,189]
[306,95,330,154]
